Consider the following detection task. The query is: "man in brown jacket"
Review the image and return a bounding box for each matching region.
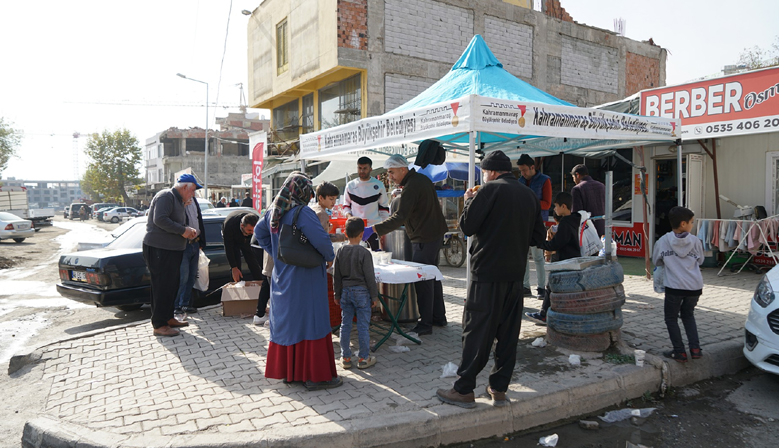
[370,154,448,335]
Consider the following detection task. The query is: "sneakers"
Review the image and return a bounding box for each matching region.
[358,356,377,369]
[182,306,198,314]
[304,376,343,391]
[436,388,476,409]
[486,385,509,407]
[536,288,546,300]
[663,350,688,363]
[525,311,547,326]
[342,357,353,369]
[690,348,703,359]
[173,308,183,315]
[253,315,269,326]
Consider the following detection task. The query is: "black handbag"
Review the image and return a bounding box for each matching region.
[278,206,324,268]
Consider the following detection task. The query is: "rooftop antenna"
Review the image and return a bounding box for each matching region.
[236,83,247,113]
[613,18,626,37]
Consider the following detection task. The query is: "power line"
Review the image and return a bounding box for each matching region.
[63,101,240,108]
[214,0,233,109]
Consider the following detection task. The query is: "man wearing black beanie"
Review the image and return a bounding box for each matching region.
[437,150,545,408]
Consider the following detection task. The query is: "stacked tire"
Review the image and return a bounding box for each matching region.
[546,262,625,352]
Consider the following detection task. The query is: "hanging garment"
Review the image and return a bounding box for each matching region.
[724,221,737,248]
[748,222,762,254]
[711,220,720,247]
[698,220,709,250]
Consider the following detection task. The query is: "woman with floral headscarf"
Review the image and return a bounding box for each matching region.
[254,172,341,390]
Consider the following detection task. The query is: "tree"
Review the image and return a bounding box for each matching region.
[738,36,779,70]
[82,129,142,204]
[0,117,22,176]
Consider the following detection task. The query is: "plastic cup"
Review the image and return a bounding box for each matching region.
[634,349,646,367]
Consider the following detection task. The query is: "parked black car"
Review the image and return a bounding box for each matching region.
[56,215,251,311]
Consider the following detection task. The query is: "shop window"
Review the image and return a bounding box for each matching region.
[276,18,288,75]
[318,74,361,130]
[301,94,315,134]
[272,99,300,143]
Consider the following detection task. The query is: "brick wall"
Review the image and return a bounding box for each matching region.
[338,0,368,50]
[484,16,533,79]
[544,0,572,22]
[626,51,660,96]
[561,36,619,94]
[384,0,474,64]
[384,74,437,111]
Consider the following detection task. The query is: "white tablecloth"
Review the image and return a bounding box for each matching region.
[374,260,443,285]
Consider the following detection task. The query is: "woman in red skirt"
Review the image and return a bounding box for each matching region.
[254,172,341,390]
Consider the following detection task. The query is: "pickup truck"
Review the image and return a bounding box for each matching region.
[0,186,55,230]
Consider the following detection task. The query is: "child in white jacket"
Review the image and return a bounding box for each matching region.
[652,206,704,363]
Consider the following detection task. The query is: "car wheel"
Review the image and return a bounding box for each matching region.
[111,216,119,223]
[550,285,626,314]
[12,238,25,243]
[546,327,619,352]
[547,309,623,335]
[116,304,143,311]
[547,262,624,294]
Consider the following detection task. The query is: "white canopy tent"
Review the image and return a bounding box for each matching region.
[299,36,680,266]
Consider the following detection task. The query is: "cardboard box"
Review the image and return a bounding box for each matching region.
[221,281,261,317]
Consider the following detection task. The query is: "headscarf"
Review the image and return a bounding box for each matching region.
[269,171,314,232]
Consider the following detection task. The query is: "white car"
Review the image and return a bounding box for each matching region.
[744,265,779,375]
[0,211,35,243]
[103,207,141,223]
[202,206,259,217]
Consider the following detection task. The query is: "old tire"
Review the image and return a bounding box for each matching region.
[547,309,623,335]
[547,262,624,293]
[550,285,626,314]
[547,327,619,352]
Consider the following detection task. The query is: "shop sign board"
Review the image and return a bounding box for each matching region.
[640,66,779,139]
[249,131,266,211]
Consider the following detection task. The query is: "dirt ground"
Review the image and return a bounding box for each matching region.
[448,367,779,448]
[0,215,150,447]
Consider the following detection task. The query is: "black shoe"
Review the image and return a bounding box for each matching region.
[182,306,198,314]
[525,311,547,326]
[522,287,532,297]
[663,350,688,363]
[432,319,448,327]
[410,325,433,336]
[173,308,183,315]
[536,288,546,299]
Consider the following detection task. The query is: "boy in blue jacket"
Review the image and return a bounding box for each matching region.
[652,206,704,362]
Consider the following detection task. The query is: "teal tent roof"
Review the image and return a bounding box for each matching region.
[391,35,573,113]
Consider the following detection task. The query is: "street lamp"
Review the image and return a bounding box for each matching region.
[176,73,209,200]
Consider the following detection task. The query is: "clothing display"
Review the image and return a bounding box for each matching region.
[697,215,779,276]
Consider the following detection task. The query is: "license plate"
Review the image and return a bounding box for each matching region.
[71,271,87,282]
[16,223,29,230]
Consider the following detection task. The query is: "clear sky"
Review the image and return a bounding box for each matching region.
[1,0,776,181]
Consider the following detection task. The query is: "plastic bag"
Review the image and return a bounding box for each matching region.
[653,266,665,294]
[578,211,603,257]
[568,354,581,366]
[538,434,559,447]
[440,362,458,378]
[194,249,210,291]
[599,408,656,423]
[598,236,618,258]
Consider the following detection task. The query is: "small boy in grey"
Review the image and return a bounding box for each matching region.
[333,217,378,370]
[651,206,704,363]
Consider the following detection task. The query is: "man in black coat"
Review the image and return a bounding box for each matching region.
[437,150,545,409]
[222,210,270,321]
[571,164,606,237]
[241,192,253,207]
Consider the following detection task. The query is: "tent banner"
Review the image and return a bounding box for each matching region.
[475,98,680,141]
[640,66,779,139]
[300,97,472,159]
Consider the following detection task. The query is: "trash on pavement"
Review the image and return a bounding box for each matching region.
[568,354,581,366]
[538,433,559,447]
[440,362,458,378]
[531,337,547,348]
[388,346,410,353]
[578,420,599,430]
[598,408,656,423]
[634,349,646,367]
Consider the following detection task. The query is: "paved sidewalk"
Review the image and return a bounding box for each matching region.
[20,264,757,447]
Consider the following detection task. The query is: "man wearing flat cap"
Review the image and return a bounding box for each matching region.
[143,174,202,337]
[437,150,545,409]
[369,154,448,336]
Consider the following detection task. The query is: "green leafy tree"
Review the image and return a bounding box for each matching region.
[738,36,779,70]
[0,117,22,176]
[82,129,142,204]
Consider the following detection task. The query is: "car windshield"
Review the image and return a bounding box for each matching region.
[110,218,143,238]
[0,212,20,221]
[106,220,146,249]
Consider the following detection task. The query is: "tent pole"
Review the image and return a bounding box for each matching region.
[676,141,683,207]
[637,146,651,280]
[466,131,476,288]
[605,171,613,261]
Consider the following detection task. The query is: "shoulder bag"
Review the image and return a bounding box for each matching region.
[278,206,324,268]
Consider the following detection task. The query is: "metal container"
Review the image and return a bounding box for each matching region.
[379,282,419,323]
[379,228,413,261]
